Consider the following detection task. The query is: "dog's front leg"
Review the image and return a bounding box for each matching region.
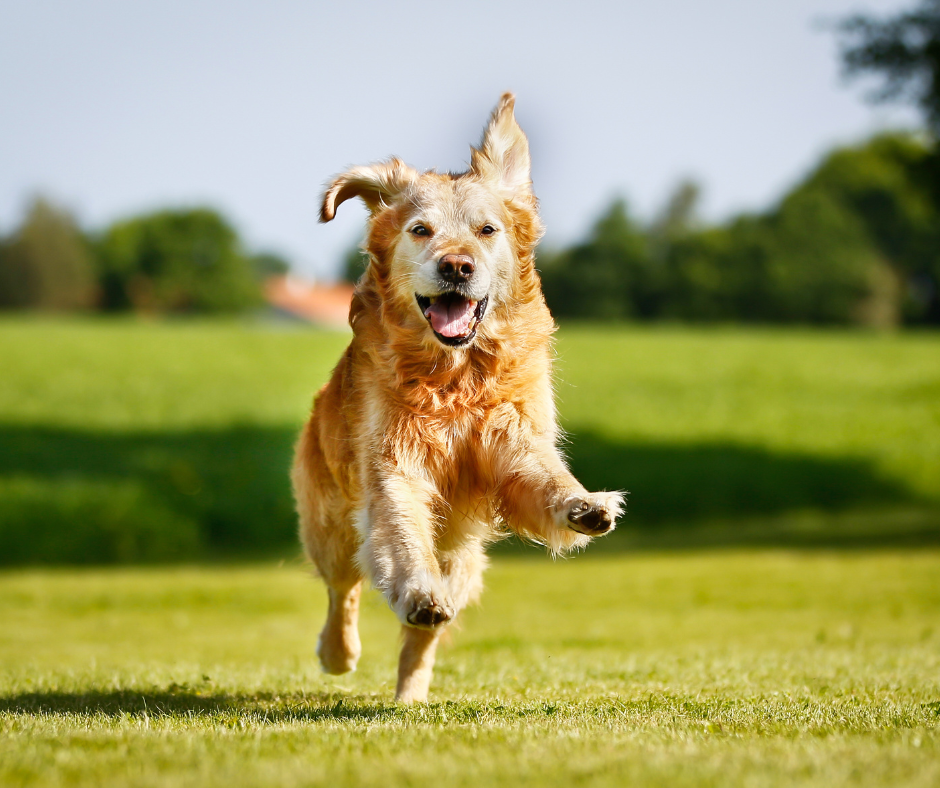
[359,467,452,703]
[359,467,454,631]
[395,625,442,703]
[496,438,624,553]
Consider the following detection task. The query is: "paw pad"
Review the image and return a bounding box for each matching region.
[406,601,452,629]
[567,498,614,535]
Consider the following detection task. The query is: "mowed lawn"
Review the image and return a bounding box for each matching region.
[0,318,938,560]
[0,318,939,785]
[1,553,938,787]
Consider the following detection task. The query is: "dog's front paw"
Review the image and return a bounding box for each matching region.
[406,598,453,629]
[564,492,624,536]
[395,586,454,630]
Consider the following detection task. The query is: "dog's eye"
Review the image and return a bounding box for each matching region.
[480,225,496,236]
[410,224,430,237]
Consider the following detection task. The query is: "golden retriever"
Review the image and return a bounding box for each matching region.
[292,94,623,703]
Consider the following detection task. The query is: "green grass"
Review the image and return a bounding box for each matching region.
[0,317,350,560]
[556,325,940,502]
[1,552,938,787]
[2,318,939,784]
[554,324,940,548]
[1,317,938,561]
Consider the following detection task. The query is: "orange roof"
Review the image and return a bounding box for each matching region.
[263,275,354,327]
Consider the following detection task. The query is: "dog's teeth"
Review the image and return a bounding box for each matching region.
[428,296,437,305]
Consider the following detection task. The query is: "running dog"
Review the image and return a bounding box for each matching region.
[292,94,623,702]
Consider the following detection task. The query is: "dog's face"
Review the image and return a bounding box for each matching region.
[320,94,543,350]
[398,176,516,347]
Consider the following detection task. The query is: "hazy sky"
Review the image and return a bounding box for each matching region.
[0,0,920,280]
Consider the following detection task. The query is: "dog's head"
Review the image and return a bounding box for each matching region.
[320,94,545,350]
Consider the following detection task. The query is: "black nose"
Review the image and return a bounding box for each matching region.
[438,254,475,284]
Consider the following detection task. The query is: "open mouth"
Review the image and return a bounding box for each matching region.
[415,292,489,347]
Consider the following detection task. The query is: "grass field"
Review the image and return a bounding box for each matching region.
[0,317,938,561]
[1,317,939,785]
[1,553,938,787]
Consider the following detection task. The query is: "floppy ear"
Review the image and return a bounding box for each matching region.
[319,158,417,223]
[470,93,532,198]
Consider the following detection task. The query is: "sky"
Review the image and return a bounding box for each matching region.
[0,0,922,280]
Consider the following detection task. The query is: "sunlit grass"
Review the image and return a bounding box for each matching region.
[1,552,938,787]
[0,318,938,562]
[555,324,940,499]
[0,316,350,431]
[1,318,938,784]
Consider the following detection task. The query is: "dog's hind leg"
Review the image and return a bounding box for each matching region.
[302,507,363,676]
[318,579,363,674]
[396,626,441,703]
[293,417,364,675]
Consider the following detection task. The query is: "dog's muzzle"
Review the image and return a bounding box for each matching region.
[416,293,489,347]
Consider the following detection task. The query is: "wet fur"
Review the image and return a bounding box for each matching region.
[292,94,623,702]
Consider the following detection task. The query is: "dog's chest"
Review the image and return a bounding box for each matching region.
[416,412,486,473]
[421,398,517,454]
[421,401,520,494]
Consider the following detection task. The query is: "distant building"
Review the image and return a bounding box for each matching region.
[263,275,353,327]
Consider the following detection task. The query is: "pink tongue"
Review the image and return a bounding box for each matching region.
[425,298,476,338]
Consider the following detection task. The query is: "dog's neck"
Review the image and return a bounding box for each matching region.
[349,288,554,416]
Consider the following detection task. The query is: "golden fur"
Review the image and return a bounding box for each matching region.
[292,94,623,702]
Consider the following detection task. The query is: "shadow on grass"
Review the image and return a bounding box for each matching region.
[0,688,564,724]
[556,430,939,552]
[565,431,918,522]
[0,424,300,564]
[5,689,937,727]
[0,688,399,723]
[0,423,934,563]
[0,688,706,723]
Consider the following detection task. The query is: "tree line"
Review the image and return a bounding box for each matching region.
[537,133,940,327]
[3,1,939,324]
[3,130,937,326]
[536,0,940,327]
[0,203,287,314]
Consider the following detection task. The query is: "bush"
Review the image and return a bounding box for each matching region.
[96,209,260,313]
[0,199,97,311]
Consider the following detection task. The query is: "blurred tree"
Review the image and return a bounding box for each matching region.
[649,180,701,255]
[0,197,97,311]
[837,0,940,248]
[341,241,368,284]
[250,251,290,280]
[540,198,655,320]
[545,134,938,327]
[795,134,940,323]
[96,209,260,313]
[762,188,880,324]
[660,219,756,321]
[838,0,940,136]
[663,157,901,326]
